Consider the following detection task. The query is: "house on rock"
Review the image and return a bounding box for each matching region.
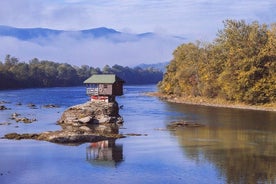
[84,74,124,102]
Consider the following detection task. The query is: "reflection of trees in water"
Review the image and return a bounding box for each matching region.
[172,127,276,184]
[206,148,276,184]
[165,102,276,132]
[86,139,123,167]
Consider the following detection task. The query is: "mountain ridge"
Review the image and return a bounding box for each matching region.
[0,25,185,68]
[0,25,158,41]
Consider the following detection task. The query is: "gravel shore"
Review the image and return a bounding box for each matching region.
[146,92,276,112]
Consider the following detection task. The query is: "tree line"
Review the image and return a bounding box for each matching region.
[0,55,163,89]
[158,20,276,104]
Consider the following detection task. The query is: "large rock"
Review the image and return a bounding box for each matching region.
[4,132,124,144]
[58,101,123,134]
[4,101,124,144]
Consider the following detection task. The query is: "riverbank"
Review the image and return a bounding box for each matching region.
[146,92,276,112]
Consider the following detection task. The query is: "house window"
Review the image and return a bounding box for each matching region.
[103,84,108,88]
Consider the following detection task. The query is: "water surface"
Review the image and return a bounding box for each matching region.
[0,85,275,184]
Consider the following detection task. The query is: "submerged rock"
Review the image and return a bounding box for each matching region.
[11,113,21,119]
[43,104,60,108]
[37,131,125,144]
[0,101,10,104]
[27,103,37,109]
[4,131,124,144]
[0,105,9,110]
[0,122,12,126]
[4,133,39,140]
[10,113,36,123]
[167,120,204,130]
[15,117,37,123]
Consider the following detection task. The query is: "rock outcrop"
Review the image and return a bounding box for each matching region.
[58,101,123,134]
[10,113,37,123]
[0,105,9,110]
[167,120,204,130]
[4,101,124,144]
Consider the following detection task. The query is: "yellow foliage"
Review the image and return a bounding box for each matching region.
[159,19,276,104]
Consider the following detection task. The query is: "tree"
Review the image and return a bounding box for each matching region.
[5,54,19,68]
[102,65,112,74]
[159,19,276,104]
[0,55,163,89]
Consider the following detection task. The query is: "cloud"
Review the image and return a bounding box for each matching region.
[0,0,276,67]
[0,33,183,67]
[1,0,276,38]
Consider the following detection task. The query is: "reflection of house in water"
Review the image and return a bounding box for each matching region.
[86,139,123,167]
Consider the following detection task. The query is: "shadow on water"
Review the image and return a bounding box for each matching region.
[86,139,123,168]
[165,102,276,184]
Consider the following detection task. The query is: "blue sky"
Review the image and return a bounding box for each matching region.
[0,0,276,67]
[1,0,275,38]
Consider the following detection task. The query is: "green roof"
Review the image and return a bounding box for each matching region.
[83,74,124,84]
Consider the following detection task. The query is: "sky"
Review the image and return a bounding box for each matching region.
[0,0,276,67]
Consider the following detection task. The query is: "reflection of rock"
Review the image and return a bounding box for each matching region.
[86,139,123,167]
[167,120,204,130]
[4,101,124,144]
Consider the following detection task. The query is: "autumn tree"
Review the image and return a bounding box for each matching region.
[159,19,276,104]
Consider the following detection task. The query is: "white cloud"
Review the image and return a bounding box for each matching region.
[0,0,276,67]
[1,0,275,36]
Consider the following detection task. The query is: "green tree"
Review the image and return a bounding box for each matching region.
[102,65,112,74]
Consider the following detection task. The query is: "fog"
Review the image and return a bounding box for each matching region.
[0,32,183,67]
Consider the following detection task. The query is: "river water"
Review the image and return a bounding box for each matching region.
[0,85,275,184]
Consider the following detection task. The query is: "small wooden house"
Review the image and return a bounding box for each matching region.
[83,74,124,102]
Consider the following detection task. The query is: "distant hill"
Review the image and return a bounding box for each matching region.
[0,25,157,41]
[0,25,185,69]
[135,62,169,72]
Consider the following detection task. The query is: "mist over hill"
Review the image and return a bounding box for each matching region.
[0,25,184,67]
[0,25,155,41]
[135,62,169,72]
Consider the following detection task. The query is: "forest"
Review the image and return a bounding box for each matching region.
[158,20,276,105]
[0,55,163,89]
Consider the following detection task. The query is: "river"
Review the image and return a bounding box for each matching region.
[0,85,275,184]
